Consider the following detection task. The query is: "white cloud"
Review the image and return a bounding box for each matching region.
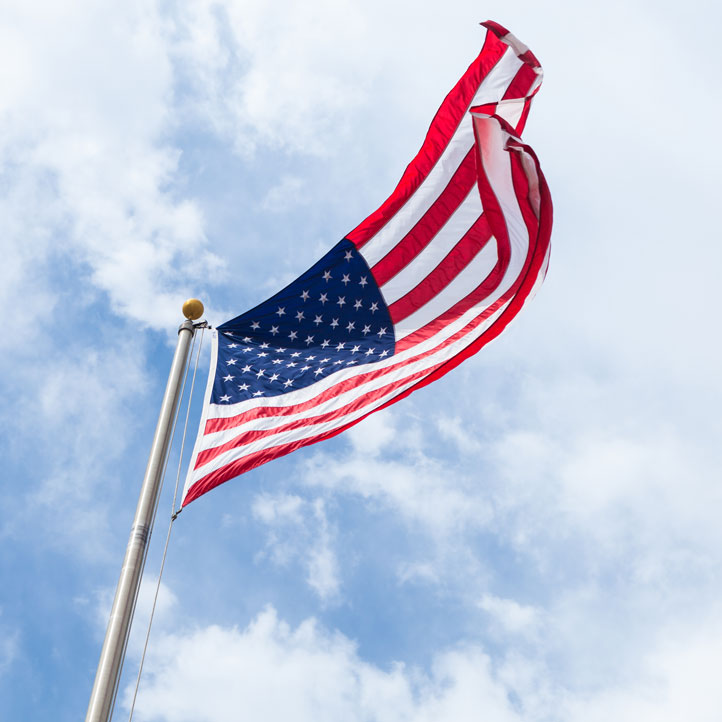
[0,333,152,559]
[303,410,494,537]
[261,175,309,213]
[0,0,222,331]
[165,0,377,157]
[126,605,524,722]
[252,493,341,601]
[478,594,541,636]
[126,600,722,722]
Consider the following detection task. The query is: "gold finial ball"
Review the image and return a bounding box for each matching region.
[182,298,204,320]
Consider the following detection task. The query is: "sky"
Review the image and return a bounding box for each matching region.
[1,1,721,720]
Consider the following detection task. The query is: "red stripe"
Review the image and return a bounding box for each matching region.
[370,149,477,286]
[184,406,382,506]
[514,98,532,136]
[502,63,537,102]
[196,365,438,469]
[345,28,508,248]
[388,214,492,323]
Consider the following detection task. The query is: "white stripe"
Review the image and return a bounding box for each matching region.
[358,49,523,268]
[474,118,530,260]
[392,233,503,340]
[378,188,482,305]
[494,98,525,131]
[181,329,219,502]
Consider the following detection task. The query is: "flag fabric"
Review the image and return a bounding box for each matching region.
[181,21,552,506]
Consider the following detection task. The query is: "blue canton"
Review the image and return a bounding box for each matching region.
[212,239,395,404]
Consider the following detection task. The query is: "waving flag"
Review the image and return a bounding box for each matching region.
[182,21,552,506]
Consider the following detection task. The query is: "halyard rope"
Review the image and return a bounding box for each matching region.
[126,325,206,721]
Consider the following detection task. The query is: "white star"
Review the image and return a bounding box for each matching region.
[314,367,325,376]
[365,347,376,356]
[300,290,310,301]
[276,306,286,316]
[253,390,263,397]
[276,347,286,353]
[242,336,252,343]
[300,364,311,372]
[272,359,283,365]
[320,339,330,348]
[257,352,268,358]
[286,362,297,367]
[289,331,298,340]
[330,318,339,329]
[379,350,389,358]
[238,383,249,391]
[341,274,350,285]
[296,310,305,321]
[336,342,345,350]
[369,302,379,313]
[269,373,279,382]
[269,325,279,335]
[305,335,314,345]
[362,325,371,335]
[219,394,231,402]
[314,315,323,326]
[260,342,269,349]
[227,359,237,365]
[344,250,353,261]
[223,374,234,382]
[354,300,363,310]
[320,357,330,363]
[346,360,357,365]
[346,321,355,332]
[291,352,301,357]
[334,359,344,365]
[256,369,265,377]
[337,296,346,307]
[251,321,260,330]
[306,355,316,361]
[322,270,332,281]
[359,276,368,287]
[319,293,328,305]
[242,365,252,373]
[351,345,360,353]
[228,343,238,348]
[377,327,387,337]
[283,379,293,387]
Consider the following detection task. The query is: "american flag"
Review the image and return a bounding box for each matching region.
[182,21,552,506]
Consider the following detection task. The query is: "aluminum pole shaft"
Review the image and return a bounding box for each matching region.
[85,319,195,722]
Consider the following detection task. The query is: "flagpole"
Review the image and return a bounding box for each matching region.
[85,299,205,722]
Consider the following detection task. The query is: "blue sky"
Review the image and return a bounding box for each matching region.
[2,1,721,720]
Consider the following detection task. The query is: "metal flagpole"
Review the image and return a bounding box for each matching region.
[85,299,205,722]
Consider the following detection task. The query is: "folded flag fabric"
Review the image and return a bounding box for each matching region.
[182,21,552,506]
